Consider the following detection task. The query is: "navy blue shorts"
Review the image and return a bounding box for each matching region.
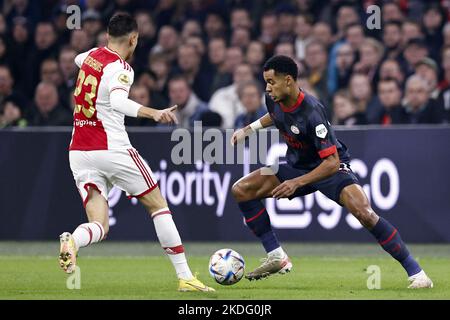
[274,163,359,204]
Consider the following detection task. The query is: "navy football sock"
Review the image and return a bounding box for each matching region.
[238,200,280,253]
[369,217,422,277]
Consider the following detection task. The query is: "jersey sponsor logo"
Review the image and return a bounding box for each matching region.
[74,119,97,127]
[281,132,305,149]
[118,73,130,85]
[290,125,300,134]
[315,124,328,138]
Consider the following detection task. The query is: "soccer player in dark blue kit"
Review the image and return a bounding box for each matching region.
[230,55,433,288]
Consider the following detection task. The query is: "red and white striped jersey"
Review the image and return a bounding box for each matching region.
[69,47,134,151]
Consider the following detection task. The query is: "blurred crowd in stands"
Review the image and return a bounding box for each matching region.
[1,0,450,129]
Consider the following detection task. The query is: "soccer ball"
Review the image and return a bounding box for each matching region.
[208,248,245,285]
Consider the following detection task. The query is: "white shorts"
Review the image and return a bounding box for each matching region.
[69,148,158,207]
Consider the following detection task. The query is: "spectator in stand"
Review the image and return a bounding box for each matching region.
[9,16,31,91]
[297,76,319,99]
[382,1,405,23]
[334,43,355,92]
[173,43,212,102]
[0,65,28,113]
[231,27,251,51]
[133,11,156,73]
[25,21,59,96]
[332,90,367,126]
[274,41,296,60]
[399,75,443,124]
[277,6,296,41]
[0,36,12,71]
[29,82,71,126]
[245,41,266,83]
[181,20,202,41]
[209,63,256,129]
[222,46,244,79]
[208,37,230,93]
[443,22,450,48]
[82,9,103,40]
[0,99,27,128]
[259,11,279,57]
[349,73,378,116]
[422,3,446,62]
[6,0,40,28]
[203,11,227,41]
[345,23,366,53]
[353,38,384,82]
[149,52,170,98]
[230,7,252,30]
[39,58,68,108]
[439,46,450,90]
[374,78,404,125]
[40,58,61,86]
[0,0,448,127]
[379,59,405,85]
[135,69,168,108]
[312,22,333,50]
[58,46,78,102]
[382,20,403,60]
[294,13,314,61]
[185,36,206,58]
[414,57,440,99]
[70,29,92,54]
[335,5,360,41]
[150,25,179,64]
[305,40,329,105]
[328,22,365,95]
[401,20,423,47]
[437,46,450,123]
[402,38,429,76]
[234,81,266,128]
[0,13,6,37]
[167,76,209,128]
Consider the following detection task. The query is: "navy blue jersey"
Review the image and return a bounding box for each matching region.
[266,90,351,170]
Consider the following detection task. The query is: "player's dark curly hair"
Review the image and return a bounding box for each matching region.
[107,13,138,38]
[263,55,298,80]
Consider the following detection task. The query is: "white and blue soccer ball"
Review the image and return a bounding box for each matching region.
[208,248,245,285]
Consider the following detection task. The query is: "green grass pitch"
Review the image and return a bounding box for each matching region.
[1,242,449,299]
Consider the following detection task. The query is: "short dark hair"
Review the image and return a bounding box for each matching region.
[263,55,298,79]
[237,80,263,99]
[168,75,190,87]
[107,13,138,38]
[384,20,402,30]
[379,77,402,90]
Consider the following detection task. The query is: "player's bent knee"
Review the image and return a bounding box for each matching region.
[138,187,169,214]
[231,181,251,202]
[351,203,378,228]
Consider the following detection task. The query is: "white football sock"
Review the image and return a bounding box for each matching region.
[268,247,286,259]
[152,208,193,280]
[72,221,105,250]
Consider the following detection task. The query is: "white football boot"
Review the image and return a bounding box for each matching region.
[408,270,433,289]
[245,253,292,281]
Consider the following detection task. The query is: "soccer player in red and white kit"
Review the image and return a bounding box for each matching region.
[59,13,214,292]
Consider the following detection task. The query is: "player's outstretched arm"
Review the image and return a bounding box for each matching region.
[109,88,178,124]
[137,105,179,124]
[230,113,273,146]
